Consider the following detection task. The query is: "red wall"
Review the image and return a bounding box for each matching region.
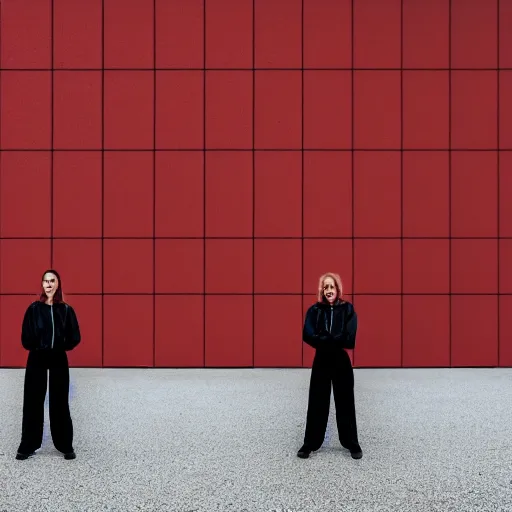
[0,0,511,368]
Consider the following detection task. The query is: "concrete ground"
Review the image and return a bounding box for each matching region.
[0,367,511,512]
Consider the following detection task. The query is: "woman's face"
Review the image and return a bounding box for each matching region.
[323,277,337,304]
[42,272,59,299]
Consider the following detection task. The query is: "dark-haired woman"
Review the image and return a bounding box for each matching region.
[16,269,81,461]
[297,272,362,460]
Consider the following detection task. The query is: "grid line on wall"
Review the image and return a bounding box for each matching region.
[100,0,105,366]
[497,0,501,366]
[203,0,207,368]
[50,0,54,264]
[0,148,508,152]
[400,0,403,367]
[448,0,452,367]
[351,0,356,367]
[252,0,256,368]
[300,0,304,368]
[152,0,157,367]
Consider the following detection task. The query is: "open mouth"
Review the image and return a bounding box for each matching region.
[326,293,334,299]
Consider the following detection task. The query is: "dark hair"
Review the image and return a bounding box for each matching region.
[39,269,64,303]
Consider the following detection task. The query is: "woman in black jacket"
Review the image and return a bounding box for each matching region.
[16,269,81,461]
[297,272,362,460]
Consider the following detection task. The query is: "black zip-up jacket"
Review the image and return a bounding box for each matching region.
[21,301,81,352]
[302,300,357,350]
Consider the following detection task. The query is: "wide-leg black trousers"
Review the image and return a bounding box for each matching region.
[303,348,359,451]
[18,350,74,455]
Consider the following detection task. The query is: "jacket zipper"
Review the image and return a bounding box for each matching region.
[329,306,333,333]
[50,305,55,349]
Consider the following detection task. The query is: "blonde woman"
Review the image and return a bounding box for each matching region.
[297,272,362,460]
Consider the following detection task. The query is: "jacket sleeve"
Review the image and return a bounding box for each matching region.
[21,305,38,351]
[302,306,332,350]
[64,305,81,351]
[332,304,358,349]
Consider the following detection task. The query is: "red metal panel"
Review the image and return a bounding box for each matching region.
[303,0,351,69]
[303,152,352,238]
[254,239,302,294]
[451,296,498,367]
[104,152,153,237]
[205,72,252,149]
[402,71,449,150]
[500,240,512,293]
[254,296,302,367]
[402,0,449,68]
[155,296,204,367]
[354,71,401,149]
[0,152,51,238]
[0,296,33,368]
[500,1,512,68]
[499,297,512,367]
[354,151,401,237]
[451,0,498,68]
[205,296,253,367]
[53,0,102,68]
[499,152,512,237]
[53,152,102,238]
[205,0,252,68]
[500,72,512,150]
[103,296,153,367]
[303,71,351,150]
[403,296,450,368]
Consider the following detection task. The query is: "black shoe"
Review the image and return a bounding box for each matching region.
[15,451,34,460]
[341,441,363,459]
[297,445,312,459]
[64,451,76,460]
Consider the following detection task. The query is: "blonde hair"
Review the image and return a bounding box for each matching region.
[317,272,343,302]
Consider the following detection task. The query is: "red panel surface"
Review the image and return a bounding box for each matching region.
[155,239,204,294]
[402,296,450,367]
[156,71,203,149]
[254,152,302,237]
[499,297,512,367]
[402,0,449,68]
[103,240,153,294]
[302,295,354,369]
[65,295,102,368]
[255,72,301,149]
[303,152,352,238]
[205,240,252,294]
[354,240,401,294]
[500,152,512,237]
[0,152,51,237]
[451,0,498,68]
[451,72,497,149]
[403,240,450,294]
[402,71,449,149]
[500,1,512,68]
[403,152,450,237]
[103,296,153,367]
[155,295,204,367]
[0,0,51,68]
[0,296,33,367]
[254,239,302,294]
[1,72,51,149]
[53,0,102,68]
[353,296,402,368]
[451,152,498,237]
[53,71,102,149]
[451,295,498,367]
[205,296,253,367]
[0,240,51,294]
[500,72,512,150]
[104,72,153,149]
[205,152,252,237]
[205,0,252,68]
[354,71,401,149]
[451,239,498,294]
[254,296,302,367]
[52,240,102,294]
[303,0,351,68]
[104,152,153,237]
[354,152,401,237]
[104,1,153,68]
[353,0,401,68]
[205,72,252,149]
[53,152,102,238]
[254,0,301,68]
[303,239,353,295]
[303,71,351,149]
[155,0,203,68]
[500,240,512,293]
[155,152,204,237]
